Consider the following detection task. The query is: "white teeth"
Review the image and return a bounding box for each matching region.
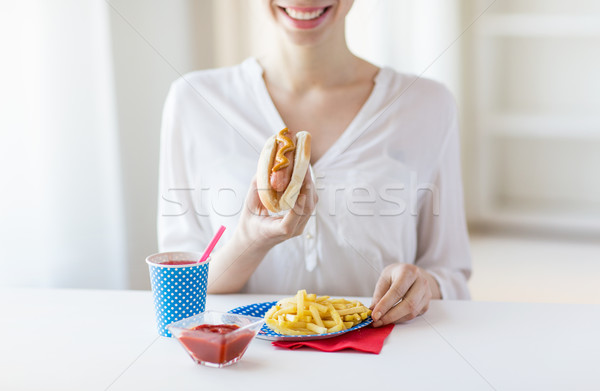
[284,7,326,20]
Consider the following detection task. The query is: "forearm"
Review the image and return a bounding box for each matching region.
[421,267,471,300]
[206,229,270,294]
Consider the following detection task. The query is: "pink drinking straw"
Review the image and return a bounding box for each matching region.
[199,225,226,263]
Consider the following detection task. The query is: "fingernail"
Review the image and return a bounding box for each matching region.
[373,311,381,321]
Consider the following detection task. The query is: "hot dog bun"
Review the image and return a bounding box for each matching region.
[257,131,311,213]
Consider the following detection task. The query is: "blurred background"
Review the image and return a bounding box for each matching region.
[1,0,599,303]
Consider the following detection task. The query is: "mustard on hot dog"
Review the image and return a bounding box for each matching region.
[272,128,295,172]
[270,128,296,192]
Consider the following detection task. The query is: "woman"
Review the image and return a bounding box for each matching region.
[158,0,471,327]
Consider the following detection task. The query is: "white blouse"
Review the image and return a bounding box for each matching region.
[158,58,472,299]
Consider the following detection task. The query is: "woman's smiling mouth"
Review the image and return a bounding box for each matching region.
[277,5,333,29]
[283,6,329,20]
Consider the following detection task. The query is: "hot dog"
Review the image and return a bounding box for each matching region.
[256,128,311,213]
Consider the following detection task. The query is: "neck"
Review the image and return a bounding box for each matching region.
[260,28,362,92]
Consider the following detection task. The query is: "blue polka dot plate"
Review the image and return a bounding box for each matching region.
[228,301,373,341]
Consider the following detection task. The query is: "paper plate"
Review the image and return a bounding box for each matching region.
[228,301,373,341]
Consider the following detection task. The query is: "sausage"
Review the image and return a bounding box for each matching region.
[269,129,297,192]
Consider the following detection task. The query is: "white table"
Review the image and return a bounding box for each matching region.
[1,289,599,391]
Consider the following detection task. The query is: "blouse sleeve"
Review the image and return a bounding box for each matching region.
[414,104,472,300]
[157,81,212,253]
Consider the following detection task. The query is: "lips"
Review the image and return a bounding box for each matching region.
[278,5,332,29]
[284,7,328,20]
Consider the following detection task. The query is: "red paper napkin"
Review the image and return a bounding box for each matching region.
[271,324,394,354]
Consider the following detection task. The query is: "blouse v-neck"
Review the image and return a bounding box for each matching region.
[243,57,392,170]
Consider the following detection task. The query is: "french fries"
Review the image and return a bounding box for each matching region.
[264,290,372,335]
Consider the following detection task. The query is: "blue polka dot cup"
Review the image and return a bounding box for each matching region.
[146,252,210,337]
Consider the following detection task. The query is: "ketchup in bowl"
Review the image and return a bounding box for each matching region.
[167,311,264,368]
[179,324,255,365]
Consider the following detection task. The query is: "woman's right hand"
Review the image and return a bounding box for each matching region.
[207,169,317,293]
[237,169,318,251]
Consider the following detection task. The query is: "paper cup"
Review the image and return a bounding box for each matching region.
[146,252,210,337]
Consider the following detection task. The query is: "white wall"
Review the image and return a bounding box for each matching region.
[460,0,600,232]
[347,0,462,98]
[108,0,215,289]
[0,0,126,288]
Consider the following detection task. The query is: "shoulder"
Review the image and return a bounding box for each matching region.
[380,68,458,136]
[167,58,259,104]
[377,69,459,171]
[382,68,457,115]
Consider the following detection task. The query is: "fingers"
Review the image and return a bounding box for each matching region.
[293,192,314,233]
[243,176,261,215]
[264,190,306,239]
[303,167,318,206]
[274,173,315,238]
[241,169,317,245]
[280,193,306,229]
[371,265,433,327]
[373,277,429,326]
[304,183,316,216]
[370,269,392,311]
[281,168,316,222]
[290,170,317,230]
[371,265,417,323]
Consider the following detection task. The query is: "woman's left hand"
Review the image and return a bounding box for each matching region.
[370,264,441,327]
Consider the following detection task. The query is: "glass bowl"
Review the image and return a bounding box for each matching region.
[167,310,264,368]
